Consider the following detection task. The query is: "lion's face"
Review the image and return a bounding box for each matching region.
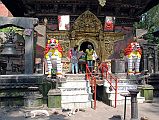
[49,39,57,49]
[131,42,140,51]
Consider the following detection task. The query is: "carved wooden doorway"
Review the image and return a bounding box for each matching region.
[80,41,94,52]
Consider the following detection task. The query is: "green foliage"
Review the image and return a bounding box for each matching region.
[134,4,159,44]
[0,26,23,35]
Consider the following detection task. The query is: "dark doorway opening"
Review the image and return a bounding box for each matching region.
[80,41,94,52]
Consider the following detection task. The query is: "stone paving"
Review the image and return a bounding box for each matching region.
[0,99,159,120]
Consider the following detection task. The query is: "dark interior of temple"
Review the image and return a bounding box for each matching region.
[80,41,94,52]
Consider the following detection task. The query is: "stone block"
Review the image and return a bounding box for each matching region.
[24,92,43,108]
[111,59,125,73]
[140,85,154,101]
[48,89,61,108]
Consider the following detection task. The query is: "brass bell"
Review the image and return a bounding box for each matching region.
[148,54,153,59]
[1,42,17,56]
[1,30,17,56]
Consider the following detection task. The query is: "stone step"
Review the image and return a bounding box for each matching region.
[61,94,92,103]
[111,73,128,79]
[65,74,86,80]
[105,80,138,86]
[59,75,93,109]
[65,73,85,77]
[104,82,137,93]
[117,79,138,84]
[61,100,92,109]
[107,89,141,97]
[102,88,145,107]
[108,96,145,106]
[61,80,90,88]
[112,82,138,86]
[107,79,138,84]
[59,87,91,95]
[118,85,137,92]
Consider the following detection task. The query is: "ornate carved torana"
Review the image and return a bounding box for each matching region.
[72,10,103,33]
[70,10,124,61]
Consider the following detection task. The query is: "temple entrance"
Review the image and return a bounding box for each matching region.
[80,41,94,52]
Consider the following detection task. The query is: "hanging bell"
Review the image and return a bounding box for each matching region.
[148,54,153,59]
[1,42,17,56]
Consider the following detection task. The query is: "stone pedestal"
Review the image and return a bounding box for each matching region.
[111,59,125,73]
[140,85,154,102]
[48,89,61,108]
[129,89,139,120]
[24,89,43,108]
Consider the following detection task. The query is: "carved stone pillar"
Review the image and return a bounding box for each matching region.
[140,43,158,73]
[154,46,158,72]
[142,48,148,72]
[128,89,139,120]
[24,30,34,74]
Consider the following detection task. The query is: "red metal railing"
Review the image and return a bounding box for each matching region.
[86,62,118,109]
[101,62,118,108]
[86,64,97,110]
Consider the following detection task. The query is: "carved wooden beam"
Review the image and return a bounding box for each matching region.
[18,0,151,19]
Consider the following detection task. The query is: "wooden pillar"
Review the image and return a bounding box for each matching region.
[99,30,104,61]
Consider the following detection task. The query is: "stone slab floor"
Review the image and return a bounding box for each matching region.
[0,99,159,120]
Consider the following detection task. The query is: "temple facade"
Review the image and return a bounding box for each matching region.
[46,10,127,61]
[1,0,159,62]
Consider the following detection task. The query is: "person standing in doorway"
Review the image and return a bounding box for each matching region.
[92,50,98,70]
[70,45,79,74]
[86,45,94,72]
[78,50,86,73]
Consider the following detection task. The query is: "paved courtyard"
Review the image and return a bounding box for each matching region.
[0,99,159,120]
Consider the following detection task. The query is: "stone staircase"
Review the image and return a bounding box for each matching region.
[0,74,43,107]
[102,73,145,106]
[58,74,93,109]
